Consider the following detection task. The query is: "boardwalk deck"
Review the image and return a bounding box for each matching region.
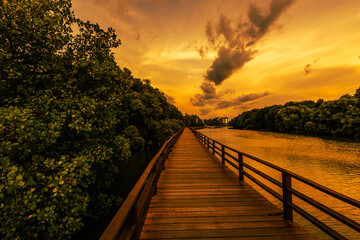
[140,128,315,240]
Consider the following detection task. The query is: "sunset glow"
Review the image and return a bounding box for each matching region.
[72,0,360,118]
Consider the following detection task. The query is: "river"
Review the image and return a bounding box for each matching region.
[199,127,360,240]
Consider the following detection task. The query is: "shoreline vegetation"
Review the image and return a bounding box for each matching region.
[230,88,360,141]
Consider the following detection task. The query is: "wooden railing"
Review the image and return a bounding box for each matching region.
[190,128,360,240]
[100,128,184,240]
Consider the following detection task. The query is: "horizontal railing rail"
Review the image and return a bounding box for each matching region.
[190,128,360,240]
[100,128,184,240]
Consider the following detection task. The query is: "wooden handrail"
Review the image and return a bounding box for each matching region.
[100,128,184,240]
[190,128,360,239]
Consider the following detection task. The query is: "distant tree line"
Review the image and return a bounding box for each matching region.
[204,118,221,126]
[231,87,360,139]
[183,115,231,127]
[0,1,183,239]
[183,114,204,126]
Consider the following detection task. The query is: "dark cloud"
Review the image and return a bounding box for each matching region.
[199,107,212,116]
[191,80,270,110]
[304,58,320,74]
[216,14,234,43]
[164,93,176,104]
[190,81,218,106]
[233,102,258,111]
[205,21,215,45]
[215,92,271,109]
[200,81,217,99]
[197,46,207,58]
[200,0,296,86]
[192,0,294,113]
[190,81,237,107]
[204,46,256,85]
[247,0,295,40]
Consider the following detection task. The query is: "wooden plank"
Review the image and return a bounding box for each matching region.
[144,215,285,224]
[140,236,315,240]
[142,221,297,231]
[149,194,263,200]
[140,228,311,239]
[153,191,258,196]
[151,197,268,203]
[147,206,277,213]
[145,210,283,218]
[149,201,273,207]
[139,128,314,240]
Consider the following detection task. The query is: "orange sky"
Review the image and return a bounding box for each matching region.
[72,0,360,118]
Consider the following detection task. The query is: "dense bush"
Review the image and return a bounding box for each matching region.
[231,87,360,139]
[0,0,183,239]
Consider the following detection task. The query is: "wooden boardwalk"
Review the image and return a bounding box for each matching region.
[140,128,315,240]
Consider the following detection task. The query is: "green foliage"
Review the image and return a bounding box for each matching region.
[231,89,360,139]
[204,117,222,126]
[0,0,184,239]
[123,125,145,151]
[184,114,203,126]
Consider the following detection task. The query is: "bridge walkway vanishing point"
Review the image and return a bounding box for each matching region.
[140,128,315,239]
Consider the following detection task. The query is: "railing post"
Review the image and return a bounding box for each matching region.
[207,137,209,149]
[212,140,215,155]
[162,152,166,170]
[153,163,158,196]
[238,153,244,181]
[282,172,293,221]
[221,145,225,164]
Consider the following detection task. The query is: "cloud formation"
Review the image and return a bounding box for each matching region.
[304,59,319,75]
[199,107,212,115]
[203,0,296,86]
[193,0,295,110]
[215,92,271,109]
[205,47,255,85]
[164,93,176,104]
[190,81,235,107]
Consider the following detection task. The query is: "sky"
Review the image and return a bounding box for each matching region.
[72,0,360,118]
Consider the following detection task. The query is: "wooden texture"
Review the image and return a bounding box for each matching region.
[140,128,315,240]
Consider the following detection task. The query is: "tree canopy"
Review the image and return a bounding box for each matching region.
[231,89,360,139]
